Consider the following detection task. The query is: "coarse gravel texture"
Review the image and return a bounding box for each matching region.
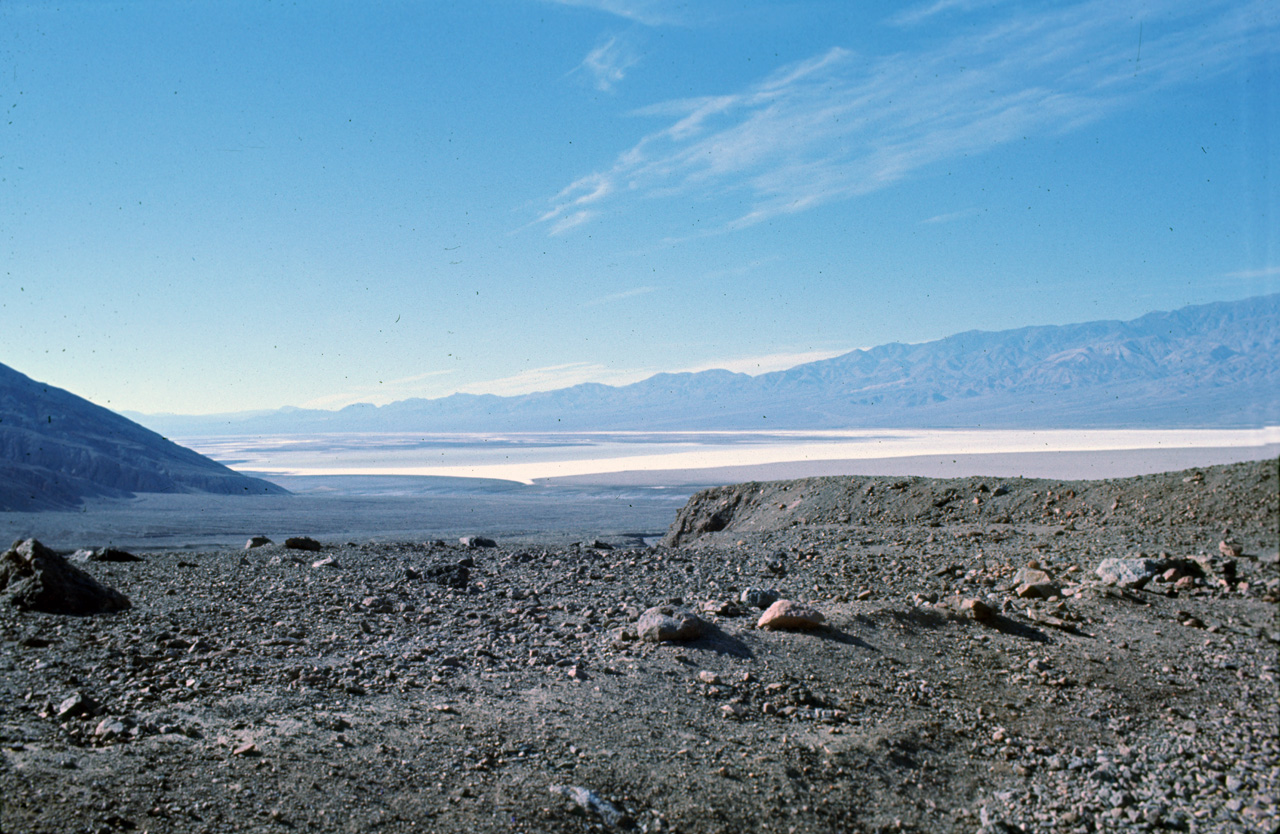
[1,458,1276,834]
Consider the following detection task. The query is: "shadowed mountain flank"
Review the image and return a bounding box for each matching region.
[0,363,287,511]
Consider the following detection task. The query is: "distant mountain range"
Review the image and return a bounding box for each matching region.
[0,364,287,512]
[132,294,1279,437]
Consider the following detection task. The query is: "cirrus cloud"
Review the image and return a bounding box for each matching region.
[537,0,1277,236]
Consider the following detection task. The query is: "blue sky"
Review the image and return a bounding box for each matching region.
[2,0,1276,415]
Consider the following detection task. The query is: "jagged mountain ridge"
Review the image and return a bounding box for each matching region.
[134,294,1279,435]
[0,364,287,511]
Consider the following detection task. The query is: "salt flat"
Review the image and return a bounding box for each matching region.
[6,428,1273,551]
[180,427,1280,484]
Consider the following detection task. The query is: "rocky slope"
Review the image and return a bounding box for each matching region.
[0,362,286,511]
[0,458,1276,833]
[662,458,1275,546]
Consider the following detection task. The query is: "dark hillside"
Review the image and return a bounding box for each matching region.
[0,363,286,511]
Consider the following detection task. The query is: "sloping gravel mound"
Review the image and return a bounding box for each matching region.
[663,458,1275,546]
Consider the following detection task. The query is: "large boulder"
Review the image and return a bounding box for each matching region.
[636,606,706,643]
[0,539,131,615]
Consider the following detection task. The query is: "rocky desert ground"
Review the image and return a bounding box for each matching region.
[1,458,1276,834]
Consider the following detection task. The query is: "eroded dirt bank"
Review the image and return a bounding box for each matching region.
[1,459,1277,833]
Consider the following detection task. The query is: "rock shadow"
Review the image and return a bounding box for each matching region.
[982,615,1049,643]
[887,608,951,632]
[685,623,754,659]
[812,626,877,650]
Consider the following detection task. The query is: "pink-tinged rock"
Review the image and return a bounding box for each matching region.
[1219,541,1244,558]
[757,600,825,630]
[959,598,995,621]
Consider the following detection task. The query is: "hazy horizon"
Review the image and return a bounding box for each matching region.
[5,1,1276,416]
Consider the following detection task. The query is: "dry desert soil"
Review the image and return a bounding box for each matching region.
[1,458,1277,834]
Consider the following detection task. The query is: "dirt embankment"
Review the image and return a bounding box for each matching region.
[663,459,1276,546]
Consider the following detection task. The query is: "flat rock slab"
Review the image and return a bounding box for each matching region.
[0,539,131,615]
[757,599,825,630]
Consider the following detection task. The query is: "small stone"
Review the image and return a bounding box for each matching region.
[425,563,470,589]
[232,742,260,756]
[1014,567,1059,599]
[757,600,825,630]
[311,557,342,569]
[959,598,995,621]
[56,692,97,719]
[1219,541,1244,558]
[90,547,142,563]
[94,718,130,740]
[698,671,721,685]
[245,536,273,549]
[284,536,322,552]
[1095,557,1165,588]
[739,588,780,610]
[856,589,873,601]
[568,666,590,681]
[459,536,497,549]
[721,704,747,718]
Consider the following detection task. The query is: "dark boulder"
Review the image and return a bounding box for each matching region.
[284,536,322,552]
[426,563,470,589]
[70,547,142,563]
[0,539,131,615]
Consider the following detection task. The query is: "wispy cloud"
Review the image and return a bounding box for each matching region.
[302,369,457,409]
[538,0,1277,236]
[542,0,684,26]
[455,363,653,396]
[922,207,982,224]
[889,0,1014,27]
[455,348,856,397]
[674,349,853,375]
[308,347,859,409]
[1221,266,1280,279]
[575,34,641,92]
[581,285,657,307]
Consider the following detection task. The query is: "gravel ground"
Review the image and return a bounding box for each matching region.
[1,458,1276,834]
